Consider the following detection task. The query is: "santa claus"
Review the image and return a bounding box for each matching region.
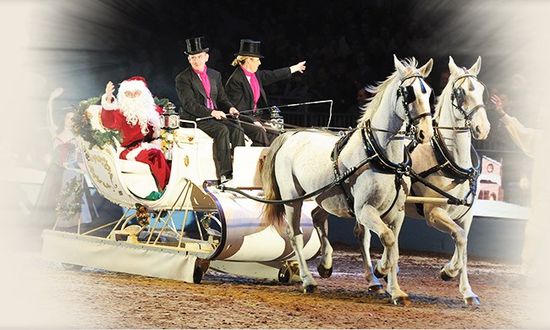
[101,76,171,197]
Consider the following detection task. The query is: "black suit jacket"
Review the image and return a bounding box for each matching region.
[175,66,234,120]
[225,67,291,122]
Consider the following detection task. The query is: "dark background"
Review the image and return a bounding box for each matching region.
[25,0,539,204]
[29,1,517,109]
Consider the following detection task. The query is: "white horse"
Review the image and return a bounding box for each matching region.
[262,56,434,304]
[353,56,491,305]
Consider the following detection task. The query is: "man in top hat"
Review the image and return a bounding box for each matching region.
[225,39,306,146]
[101,76,170,199]
[175,36,245,183]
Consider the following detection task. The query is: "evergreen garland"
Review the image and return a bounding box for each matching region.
[154,97,171,109]
[72,96,121,148]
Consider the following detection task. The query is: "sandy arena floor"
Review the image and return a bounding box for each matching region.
[23,247,534,328]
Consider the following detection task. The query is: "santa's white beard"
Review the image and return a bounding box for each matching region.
[118,92,161,137]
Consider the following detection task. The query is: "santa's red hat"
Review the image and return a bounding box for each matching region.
[126,76,147,86]
[119,76,149,93]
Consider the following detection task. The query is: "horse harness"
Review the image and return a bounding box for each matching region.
[410,118,482,220]
[329,74,429,218]
[331,120,412,218]
[409,73,486,220]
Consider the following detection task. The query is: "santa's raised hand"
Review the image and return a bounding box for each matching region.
[105,81,115,102]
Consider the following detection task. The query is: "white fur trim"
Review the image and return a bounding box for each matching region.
[101,93,119,110]
[124,142,162,161]
[119,80,147,94]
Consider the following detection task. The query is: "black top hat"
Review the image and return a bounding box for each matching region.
[185,36,209,55]
[235,39,264,58]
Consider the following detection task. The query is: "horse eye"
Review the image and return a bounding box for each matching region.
[420,80,427,94]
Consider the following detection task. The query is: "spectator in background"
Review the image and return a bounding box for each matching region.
[34,109,92,228]
[491,94,541,158]
[491,92,546,284]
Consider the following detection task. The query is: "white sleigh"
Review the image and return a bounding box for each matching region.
[43,104,321,284]
[82,105,218,210]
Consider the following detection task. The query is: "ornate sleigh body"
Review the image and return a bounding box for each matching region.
[42,105,320,283]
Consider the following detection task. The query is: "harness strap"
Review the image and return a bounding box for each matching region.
[432,128,479,182]
[408,169,468,206]
[416,162,448,179]
[362,121,412,173]
[379,173,404,220]
[361,120,411,218]
[331,130,358,216]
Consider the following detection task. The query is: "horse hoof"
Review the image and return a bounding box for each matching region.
[440,267,455,281]
[278,267,291,284]
[317,264,333,278]
[303,285,317,294]
[367,284,385,295]
[464,296,481,306]
[193,266,204,284]
[392,296,411,306]
[374,268,388,282]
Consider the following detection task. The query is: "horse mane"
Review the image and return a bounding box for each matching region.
[357,58,419,127]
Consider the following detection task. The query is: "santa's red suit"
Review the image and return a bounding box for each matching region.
[100,76,171,191]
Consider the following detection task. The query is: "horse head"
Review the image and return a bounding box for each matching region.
[394,55,434,144]
[447,56,490,140]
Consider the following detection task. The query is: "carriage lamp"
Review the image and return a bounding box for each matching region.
[269,106,285,132]
[162,102,180,130]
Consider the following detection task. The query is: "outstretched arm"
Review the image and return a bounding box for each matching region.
[491,94,541,158]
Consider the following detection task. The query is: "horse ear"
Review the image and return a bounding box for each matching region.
[448,56,460,76]
[419,58,433,77]
[393,54,407,77]
[469,56,482,76]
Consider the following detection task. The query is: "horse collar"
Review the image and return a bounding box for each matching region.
[429,128,480,182]
[362,120,411,174]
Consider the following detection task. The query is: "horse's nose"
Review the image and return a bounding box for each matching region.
[474,125,481,136]
[417,129,425,142]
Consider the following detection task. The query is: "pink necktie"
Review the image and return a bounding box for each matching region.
[193,66,214,109]
[241,66,260,112]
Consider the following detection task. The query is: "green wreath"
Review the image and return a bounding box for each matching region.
[71,95,173,148]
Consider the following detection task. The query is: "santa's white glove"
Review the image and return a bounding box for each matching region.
[101,81,118,110]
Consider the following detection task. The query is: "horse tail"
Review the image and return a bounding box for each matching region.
[261,132,291,226]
